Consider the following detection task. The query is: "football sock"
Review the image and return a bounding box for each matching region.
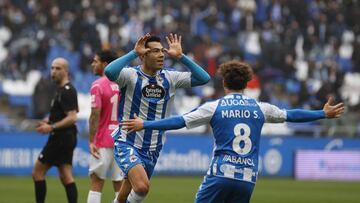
[64,182,78,203]
[126,190,145,203]
[87,190,101,203]
[34,180,46,203]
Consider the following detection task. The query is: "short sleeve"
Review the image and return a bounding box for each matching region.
[168,71,192,89]
[183,100,218,129]
[60,86,78,112]
[116,67,136,88]
[258,102,287,123]
[90,83,102,108]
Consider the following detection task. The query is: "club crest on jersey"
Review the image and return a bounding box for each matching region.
[142,84,165,102]
[129,155,138,163]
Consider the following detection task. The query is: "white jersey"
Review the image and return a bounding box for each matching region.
[112,66,191,151]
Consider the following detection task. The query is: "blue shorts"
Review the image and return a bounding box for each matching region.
[113,140,159,178]
[195,175,255,203]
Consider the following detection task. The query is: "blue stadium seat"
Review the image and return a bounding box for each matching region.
[0,113,17,132]
[8,95,32,117]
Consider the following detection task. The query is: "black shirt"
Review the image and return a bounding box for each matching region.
[49,82,78,132]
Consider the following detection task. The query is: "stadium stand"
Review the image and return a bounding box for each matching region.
[0,0,359,136]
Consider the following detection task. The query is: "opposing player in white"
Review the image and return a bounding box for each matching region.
[122,60,344,203]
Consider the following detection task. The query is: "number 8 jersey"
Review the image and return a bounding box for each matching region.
[183,93,287,183]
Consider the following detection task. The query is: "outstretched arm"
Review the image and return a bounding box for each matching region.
[165,33,210,86]
[104,34,151,81]
[261,97,344,123]
[121,114,185,132]
[286,109,325,122]
[286,97,344,122]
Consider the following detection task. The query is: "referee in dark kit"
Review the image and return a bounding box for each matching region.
[32,57,79,203]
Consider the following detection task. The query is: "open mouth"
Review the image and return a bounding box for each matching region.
[157,60,164,66]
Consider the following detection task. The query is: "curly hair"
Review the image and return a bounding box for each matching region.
[218,60,253,90]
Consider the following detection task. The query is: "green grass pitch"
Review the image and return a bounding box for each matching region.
[0,176,359,203]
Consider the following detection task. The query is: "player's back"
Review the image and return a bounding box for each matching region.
[91,76,120,148]
[208,93,265,183]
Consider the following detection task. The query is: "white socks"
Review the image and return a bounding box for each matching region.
[87,191,102,203]
[113,192,120,203]
[126,190,145,203]
[88,190,143,203]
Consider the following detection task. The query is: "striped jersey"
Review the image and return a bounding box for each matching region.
[183,93,287,183]
[112,66,191,151]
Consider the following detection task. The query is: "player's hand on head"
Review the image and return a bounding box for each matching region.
[121,114,144,133]
[323,96,345,118]
[164,33,183,59]
[134,33,151,56]
[89,142,100,159]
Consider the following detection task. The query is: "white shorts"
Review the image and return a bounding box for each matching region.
[89,148,124,181]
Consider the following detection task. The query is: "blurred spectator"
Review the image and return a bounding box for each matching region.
[32,75,56,119]
[0,0,359,136]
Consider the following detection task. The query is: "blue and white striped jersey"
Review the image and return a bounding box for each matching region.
[112,66,191,151]
[183,93,286,183]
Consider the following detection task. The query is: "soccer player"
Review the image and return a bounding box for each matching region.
[87,50,124,203]
[121,60,345,203]
[104,33,210,203]
[32,58,79,203]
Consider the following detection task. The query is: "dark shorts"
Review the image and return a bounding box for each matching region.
[38,129,77,167]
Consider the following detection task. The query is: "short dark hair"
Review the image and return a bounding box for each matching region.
[96,50,118,64]
[145,36,161,48]
[219,60,253,90]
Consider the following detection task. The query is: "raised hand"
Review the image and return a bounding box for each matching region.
[134,33,151,56]
[121,114,144,133]
[323,96,345,118]
[164,33,183,59]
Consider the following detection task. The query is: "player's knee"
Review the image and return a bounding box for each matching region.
[59,173,74,185]
[133,182,150,196]
[32,168,43,180]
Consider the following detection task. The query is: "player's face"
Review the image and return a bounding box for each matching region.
[51,61,67,84]
[143,42,165,71]
[91,55,104,76]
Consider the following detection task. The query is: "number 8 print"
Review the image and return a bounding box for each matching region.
[232,123,252,155]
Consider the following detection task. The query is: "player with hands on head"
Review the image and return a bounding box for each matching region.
[105,33,210,203]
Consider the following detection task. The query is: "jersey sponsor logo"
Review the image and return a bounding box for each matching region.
[222,154,255,166]
[110,84,119,91]
[220,98,257,107]
[142,84,165,101]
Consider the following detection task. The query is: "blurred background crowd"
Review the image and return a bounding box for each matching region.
[0,0,359,137]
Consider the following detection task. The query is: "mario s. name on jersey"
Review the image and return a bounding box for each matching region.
[220,99,260,119]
